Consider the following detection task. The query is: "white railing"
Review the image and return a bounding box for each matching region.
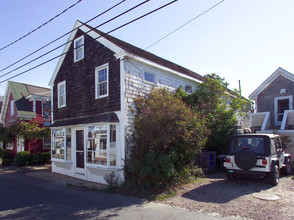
[250,112,270,131]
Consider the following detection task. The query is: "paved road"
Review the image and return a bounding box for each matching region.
[0,167,226,220]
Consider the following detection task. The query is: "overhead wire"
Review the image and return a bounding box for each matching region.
[0,0,149,79]
[0,0,126,73]
[145,0,225,50]
[0,0,178,84]
[0,0,83,51]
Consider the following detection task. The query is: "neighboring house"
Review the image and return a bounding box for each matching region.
[0,81,51,155]
[249,67,294,155]
[0,95,4,127]
[49,20,204,184]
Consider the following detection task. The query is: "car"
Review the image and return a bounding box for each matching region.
[224,134,291,186]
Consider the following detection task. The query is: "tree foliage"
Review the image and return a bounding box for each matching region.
[125,88,208,190]
[178,73,251,154]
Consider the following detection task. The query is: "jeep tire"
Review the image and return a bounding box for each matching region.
[235,149,257,171]
[268,165,279,186]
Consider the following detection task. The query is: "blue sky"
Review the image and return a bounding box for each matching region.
[1,0,294,98]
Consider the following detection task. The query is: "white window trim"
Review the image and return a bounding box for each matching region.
[10,100,14,116]
[95,63,109,99]
[143,71,156,85]
[85,123,118,168]
[57,81,66,108]
[51,128,71,161]
[74,35,84,62]
[274,95,293,126]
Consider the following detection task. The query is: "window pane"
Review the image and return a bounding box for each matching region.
[66,128,71,160]
[110,125,116,166]
[144,72,155,83]
[52,129,65,159]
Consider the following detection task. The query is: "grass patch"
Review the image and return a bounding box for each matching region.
[155,189,176,201]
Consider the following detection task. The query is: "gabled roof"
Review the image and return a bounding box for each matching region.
[0,81,51,121]
[49,20,204,86]
[249,67,294,100]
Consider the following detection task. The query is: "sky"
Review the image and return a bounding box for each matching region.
[1,0,294,99]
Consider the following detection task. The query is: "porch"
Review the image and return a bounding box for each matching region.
[250,110,294,156]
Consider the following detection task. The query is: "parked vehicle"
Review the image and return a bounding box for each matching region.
[224,134,291,185]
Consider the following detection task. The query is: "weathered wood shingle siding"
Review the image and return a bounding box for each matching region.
[257,75,294,128]
[53,30,120,121]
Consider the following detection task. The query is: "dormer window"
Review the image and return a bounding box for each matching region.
[74,36,84,62]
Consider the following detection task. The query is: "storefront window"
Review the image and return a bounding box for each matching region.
[66,128,71,160]
[52,129,65,159]
[86,124,116,167]
[52,128,71,160]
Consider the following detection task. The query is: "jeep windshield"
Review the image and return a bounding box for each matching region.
[228,135,270,156]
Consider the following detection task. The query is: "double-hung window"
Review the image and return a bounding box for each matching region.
[58,81,66,108]
[95,64,109,99]
[74,36,84,62]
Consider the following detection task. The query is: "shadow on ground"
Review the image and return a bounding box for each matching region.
[182,173,273,204]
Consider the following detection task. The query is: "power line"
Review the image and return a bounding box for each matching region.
[0,0,178,84]
[0,0,126,73]
[0,0,83,51]
[145,0,225,50]
[0,0,149,79]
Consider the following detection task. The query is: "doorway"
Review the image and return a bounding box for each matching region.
[75,129,85,176]
[274,96,292,126]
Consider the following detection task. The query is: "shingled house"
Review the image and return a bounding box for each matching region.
[49,20,204,184]
[249,67,294,156]
[0,81,51,155]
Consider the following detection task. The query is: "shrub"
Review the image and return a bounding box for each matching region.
[104,171,119,191]
[14,151,31,167]
[125,88,208,190]
[29,152,51,165]
[0,149,14,165]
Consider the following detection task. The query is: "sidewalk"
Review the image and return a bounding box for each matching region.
[24,164,107,190]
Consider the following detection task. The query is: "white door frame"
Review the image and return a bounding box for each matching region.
[274,95,293,126]
[72,126,86,179]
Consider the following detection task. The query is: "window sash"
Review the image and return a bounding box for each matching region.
[95,64,109,99]
[58,81,66,108]
[10,100,14,116]
[144,72,155,83]
[51,128,71,160]
[74,36,84,62]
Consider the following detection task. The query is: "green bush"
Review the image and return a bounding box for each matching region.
[14,151,31,167]
[29,152,51,165]
[125,88,208,190]
[0,149,14,165]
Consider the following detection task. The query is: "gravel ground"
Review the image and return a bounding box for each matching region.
[159,172,294,220]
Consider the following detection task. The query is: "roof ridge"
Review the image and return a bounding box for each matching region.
[80,21,204,82]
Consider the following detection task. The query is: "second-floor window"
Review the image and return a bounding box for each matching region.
[10,100,14,116]
[58,81,66,108]
[74,36,84,62]
[95,64,109,99]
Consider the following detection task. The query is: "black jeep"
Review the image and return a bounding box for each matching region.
[224,134,291,185]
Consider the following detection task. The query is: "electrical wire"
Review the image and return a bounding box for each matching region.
[0,0,178,84]
[0,0,149,79]
[145,0,225,50]
[0,0,83,51]
[0,0,126,73]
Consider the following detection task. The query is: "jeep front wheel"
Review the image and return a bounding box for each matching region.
[268,165,279,186]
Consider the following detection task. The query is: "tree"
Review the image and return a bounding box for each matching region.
[178,73,251,154]
[125,88,208,190]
